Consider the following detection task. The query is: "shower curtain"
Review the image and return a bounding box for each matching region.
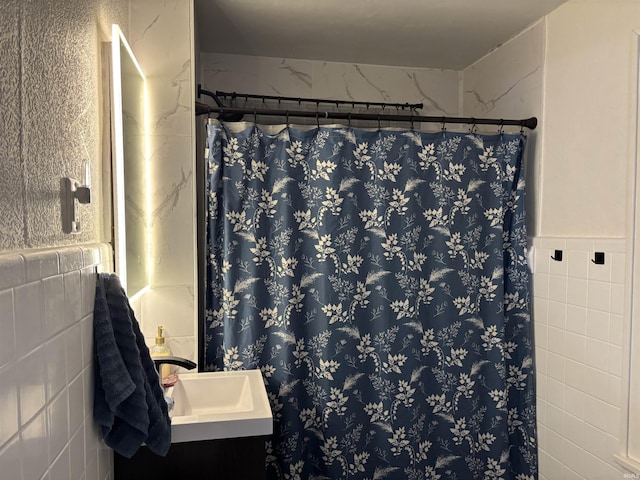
[203,121,537,480]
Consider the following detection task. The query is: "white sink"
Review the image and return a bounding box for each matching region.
[167,369,273,443]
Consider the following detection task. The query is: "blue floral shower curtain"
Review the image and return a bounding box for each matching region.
[203,122,537,480]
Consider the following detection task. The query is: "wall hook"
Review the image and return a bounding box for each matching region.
[592,252,605,265]
[551,250,563,262]
[61,165,92,234]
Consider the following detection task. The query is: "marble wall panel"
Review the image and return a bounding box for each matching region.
[129,0,196,354]
[312,62,459,115]
[200,53,460,116]
[462,21,544,236]
[148,135,195,287]
[129,0,193,138]
[201,53,313,99]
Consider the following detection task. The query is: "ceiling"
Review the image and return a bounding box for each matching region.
[195,0,569,70]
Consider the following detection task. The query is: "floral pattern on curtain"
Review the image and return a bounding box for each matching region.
[204,122,537,480]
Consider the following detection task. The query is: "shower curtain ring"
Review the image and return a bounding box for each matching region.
[498,119,505,135]
[348,113,352,128]
[441,117,446,132]
[253,110,258,124]
[377,114,381,129]
[286,111,290,125]
[316,113,320,129]
[410,115,415,131]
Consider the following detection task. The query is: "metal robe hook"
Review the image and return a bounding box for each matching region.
[592,252,605,265]
[551,250,563,262]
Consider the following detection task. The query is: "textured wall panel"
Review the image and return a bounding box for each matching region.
[22,0,98,248]
[0,0,129,253]
[0,0,26,250]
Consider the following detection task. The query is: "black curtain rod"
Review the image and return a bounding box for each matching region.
[210,88,424,111]
[195,102,538,130]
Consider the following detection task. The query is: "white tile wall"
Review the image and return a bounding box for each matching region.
[0,243,113,480]
[531,236,628,479]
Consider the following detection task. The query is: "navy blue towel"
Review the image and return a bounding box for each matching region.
[93,273,171,457]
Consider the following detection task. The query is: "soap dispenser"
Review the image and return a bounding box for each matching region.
[150,325,172,379]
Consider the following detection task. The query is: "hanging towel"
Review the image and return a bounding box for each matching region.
[92,273,171,458]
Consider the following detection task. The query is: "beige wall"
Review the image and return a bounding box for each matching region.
[541,0,639,237]
[462,1,640,478]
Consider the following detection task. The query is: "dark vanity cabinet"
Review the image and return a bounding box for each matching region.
[114,435,266,479]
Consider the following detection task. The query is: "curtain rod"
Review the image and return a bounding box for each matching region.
[195,102,538,130]
[210,88,424,111]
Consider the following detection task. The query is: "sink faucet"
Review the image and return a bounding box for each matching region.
[153,356,197,413]
[153,355,197,373]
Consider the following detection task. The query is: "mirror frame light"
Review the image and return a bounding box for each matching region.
[111,24,150,299]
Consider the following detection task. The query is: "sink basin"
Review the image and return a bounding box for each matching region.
[167,369,273,443]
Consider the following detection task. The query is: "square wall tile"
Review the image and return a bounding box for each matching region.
[566,278,587,307]
[64,271,82,329]
[566,249,589,280]
[564,385,585,419]
[584,337,608,372]
[0,436,22,480]
[23,250,59,283]
[45,333,67,400]
[582,367,610,402]
[42,274,65,338]
[547,300,567,329]
[565,305,586,335]
[13,281,43,356]
[20,410,49,480]
[49,446,70,480]
[546,351,565,382]
[0,254,26,291]
[587,256,611,282]
[610,252,626,284]
[564,359,585,391]
[18,346,47,427]
[587,280,610,312]
[610,283,625,316]
[69,425,85,480]
[533,297,549,325]
[548,275,568,303]
[0,364,19,449]
[563,413,585,447]
[546,377,565,409]
[47,390,69,463]
[0,289,16,368]
[65,323,83,382]
[80,267,96,318]
[68,375,84,436]
[565,333,586,364]
[57,247,84,274]
[586,309,609,341]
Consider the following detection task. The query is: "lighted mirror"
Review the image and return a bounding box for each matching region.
[110,24,149,298]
